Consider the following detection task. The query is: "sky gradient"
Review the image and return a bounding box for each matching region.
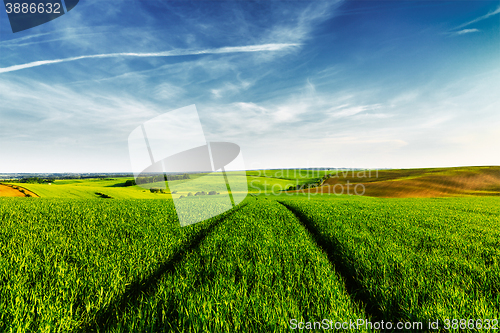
[1,0,499,172]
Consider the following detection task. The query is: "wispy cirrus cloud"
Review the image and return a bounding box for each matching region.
[452,28,480,36]
[0,43,299,74]
[264,1,341,45]
[455,5,500,30]
[445,5,499,36]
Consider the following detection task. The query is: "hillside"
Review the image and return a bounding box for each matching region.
[2,166,499,199]
[0,184,38,197]
[318,166,500,198]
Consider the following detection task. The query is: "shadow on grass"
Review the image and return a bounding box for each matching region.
[277,201,385,322]
[106,183,127,187]
[78,203,248,333]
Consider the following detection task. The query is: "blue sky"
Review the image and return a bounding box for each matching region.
[0,0,499,173]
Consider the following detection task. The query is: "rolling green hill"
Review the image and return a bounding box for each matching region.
[2,166,499,199]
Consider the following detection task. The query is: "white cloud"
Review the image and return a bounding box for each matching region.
[388,91,419,106]
[454,28,480,35]
[0,43,299,74]
[0,31,55,45]
[0,77,161,140]
[210,80,252,99]
[265,1,341,45]
[332,105,370,118]
[202,66,500,169]
[153,83,186,101]
[455,5,500,30]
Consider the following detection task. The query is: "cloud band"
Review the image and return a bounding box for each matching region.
[0,43,299,74]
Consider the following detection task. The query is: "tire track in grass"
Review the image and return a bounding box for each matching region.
[79,202,249,333]
[102,198,369,332]
[277,201,384,323]
[279,197,500,328]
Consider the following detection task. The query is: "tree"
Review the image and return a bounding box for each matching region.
[124,179,136,186]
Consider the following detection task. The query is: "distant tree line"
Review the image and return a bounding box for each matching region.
[179,191,219,198]
[149,188,166,194]
[286,174,333,191]
[4,177,54,184]
[20,177,55,184]
[124,174,190,187]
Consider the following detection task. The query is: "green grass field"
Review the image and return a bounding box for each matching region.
[3,178,167,199]
[279,195,500,323]
[0,167,499,331]
[5,172,252,199]
[6,166,499,200]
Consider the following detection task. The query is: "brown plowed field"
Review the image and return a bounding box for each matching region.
[304,166,500,198]
[0,184,39,197]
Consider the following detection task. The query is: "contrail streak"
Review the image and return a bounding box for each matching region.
[0,43,299,74]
